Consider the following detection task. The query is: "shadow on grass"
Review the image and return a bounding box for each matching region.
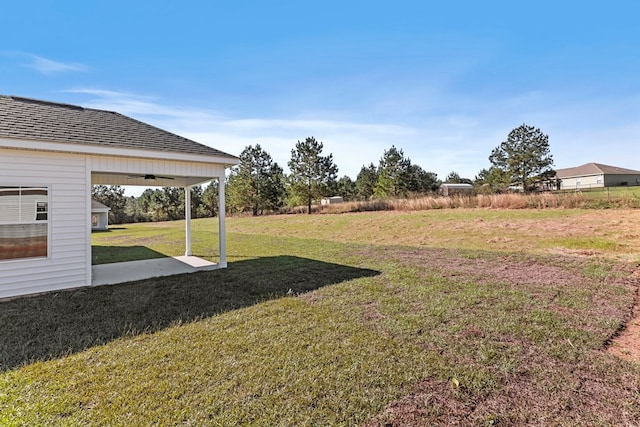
[92,245,168,265]
[0,256,379,371]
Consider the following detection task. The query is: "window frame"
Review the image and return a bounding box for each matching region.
[0,185,51,262]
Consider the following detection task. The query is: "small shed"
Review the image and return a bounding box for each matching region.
[440,183,474,197]
[91,200,110,231]
[321,196,344,205]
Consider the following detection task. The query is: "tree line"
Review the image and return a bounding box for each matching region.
[92,182,221,224]
[94,124,554,223]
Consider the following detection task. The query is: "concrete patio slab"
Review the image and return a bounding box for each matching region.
[92,256,219,286]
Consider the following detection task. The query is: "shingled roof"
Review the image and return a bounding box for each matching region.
[91,200,110,211]
[556,163,640,179]
[0,95,237,160]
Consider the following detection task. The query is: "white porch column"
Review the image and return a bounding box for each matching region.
[86,157,94,286]
[218,176,227,268]
[185,186,192,256]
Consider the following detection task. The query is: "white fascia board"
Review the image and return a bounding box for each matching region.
[0,137,239,167]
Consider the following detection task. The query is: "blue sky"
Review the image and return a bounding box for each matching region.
[2,1,640,190]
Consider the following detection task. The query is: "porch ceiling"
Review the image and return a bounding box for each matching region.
[92,172,214,188]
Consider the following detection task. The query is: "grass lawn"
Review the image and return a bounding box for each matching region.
[2,209,640,425]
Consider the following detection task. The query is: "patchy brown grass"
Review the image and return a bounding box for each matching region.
[4,210,640,425]
[608,274,640,363]
[366,357,640,426]
[229,208,640,263]
[355,246,640,426]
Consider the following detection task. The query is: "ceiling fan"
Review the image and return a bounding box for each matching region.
[127,174,175,181]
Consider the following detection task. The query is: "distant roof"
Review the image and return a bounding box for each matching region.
[91,200,110,211]
[0,95,237,160]
[556,163,640,179]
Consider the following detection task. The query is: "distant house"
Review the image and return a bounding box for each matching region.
[555,163,640,190]
[91,200,110,231]
[321,196,344,205]
[440,183,474,196]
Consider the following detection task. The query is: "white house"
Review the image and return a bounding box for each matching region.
[0,95,238,298]
[555,163,640,190]
[91,200,110,231]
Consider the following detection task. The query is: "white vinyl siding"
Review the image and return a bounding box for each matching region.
[560,173,640,190]
[0,149,88,298]
[560,175,604,190]
[0,148,230,299]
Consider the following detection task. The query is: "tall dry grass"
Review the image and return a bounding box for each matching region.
[275,189,640,216]
[313,192,593,214]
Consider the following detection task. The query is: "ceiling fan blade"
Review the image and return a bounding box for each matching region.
[127,174,175,181]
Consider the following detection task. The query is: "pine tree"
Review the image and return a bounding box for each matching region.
[288,137,338,214]
[373,146,412,198]
[227,144,286,215]
[489,124,554,192]
[355,163,378,201]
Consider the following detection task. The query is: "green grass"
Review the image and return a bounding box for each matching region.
[2,211,640,425]
[572,186,640,208]
[576,186,640,198]
[92,220,222,264]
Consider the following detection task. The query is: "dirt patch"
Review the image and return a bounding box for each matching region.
[608,275,640,363]
[388,247,639,321]
[546,247,602,257]
[470,251,638,348]
[354,246,640,425]
[392,248,592,288]
[365,357,640,426]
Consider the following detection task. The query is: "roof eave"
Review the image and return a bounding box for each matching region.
[0,137,240,167]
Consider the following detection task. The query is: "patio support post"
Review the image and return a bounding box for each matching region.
[185,186,192,256]
[218,176,227,267]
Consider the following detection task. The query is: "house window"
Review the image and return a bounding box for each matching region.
[0,186,49,261]
[92,215,98,227]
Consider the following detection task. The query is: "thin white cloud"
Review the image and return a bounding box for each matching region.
[66,88,225,122]
[65,88,422,177]
[24,54,89,74]
[62,87,640,182]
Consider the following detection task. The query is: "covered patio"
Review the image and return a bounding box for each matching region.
[90,170,230,285]
[0,95,239,298]
[87,135,238,285]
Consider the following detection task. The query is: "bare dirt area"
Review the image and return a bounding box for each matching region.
[356,245,640,426]
[417,246,640,362]
[366,358,640,426]
[423,210,640,365]
[607,274,640,363]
